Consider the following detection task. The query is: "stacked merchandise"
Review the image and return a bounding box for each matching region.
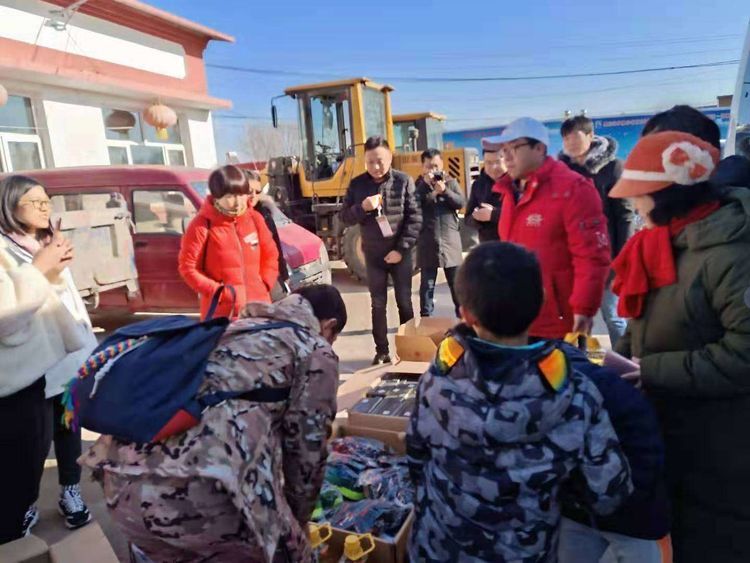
[349,380,417,419]
[313,436,414,541]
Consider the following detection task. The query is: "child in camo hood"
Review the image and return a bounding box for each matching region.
[406,242,632,562]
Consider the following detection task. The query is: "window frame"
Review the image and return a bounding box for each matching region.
[0,131,46,172]
[131,188,197,236]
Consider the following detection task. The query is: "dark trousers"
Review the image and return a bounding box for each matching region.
[43,394,82,488]
[366,252,415,355]
[419,266,460,318]
[0,378,49,544]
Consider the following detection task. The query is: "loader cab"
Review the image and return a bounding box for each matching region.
[281,78,395,198]
[393,112,446,152]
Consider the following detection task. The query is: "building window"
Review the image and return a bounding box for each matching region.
[102,108,186,166]
[0,96,45,172]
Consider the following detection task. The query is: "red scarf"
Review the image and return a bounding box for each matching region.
[612,201,720,318]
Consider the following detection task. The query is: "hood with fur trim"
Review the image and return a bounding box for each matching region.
[559,135,619,175]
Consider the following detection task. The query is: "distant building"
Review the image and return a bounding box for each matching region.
[444,107,731,158]
[0,0,233,172]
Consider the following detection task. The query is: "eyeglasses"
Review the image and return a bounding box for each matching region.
[500,142,531,156]
[20,199,51,211]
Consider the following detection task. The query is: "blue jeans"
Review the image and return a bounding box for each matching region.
[558,517,662,563]
[601,287,627,347]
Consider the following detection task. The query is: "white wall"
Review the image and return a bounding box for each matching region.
[0,0,186,79]
[43,100,109,167]
[186,111,218,169]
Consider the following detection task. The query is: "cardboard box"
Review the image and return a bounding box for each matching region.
[337,361,428,413]
[328,510,414,563]
[348,411,409,434]
[395,317,456,362]
[0,534,49,563]
[0,523,118,563]
[332,419,406,454]
[48,523,119,563]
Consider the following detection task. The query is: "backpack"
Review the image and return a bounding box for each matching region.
[62,286,297,443]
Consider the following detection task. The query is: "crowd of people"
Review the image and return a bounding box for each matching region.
[0,103,749,563]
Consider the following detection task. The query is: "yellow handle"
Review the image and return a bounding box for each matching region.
[343,533,376,560]
[308,522,333,548]
[359,533,376,556]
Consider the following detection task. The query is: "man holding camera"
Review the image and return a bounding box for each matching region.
[416,148,465,318]
[340,136,422,365]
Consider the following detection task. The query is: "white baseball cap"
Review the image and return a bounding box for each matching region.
[482,117,550,151]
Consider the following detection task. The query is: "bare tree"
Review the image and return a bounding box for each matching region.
[243,121,300,161]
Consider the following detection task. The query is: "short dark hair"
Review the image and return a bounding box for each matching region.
[561,115,594,137]
[294,284,348,335]
[648,182,724,226]
[0,175,53,239]
[481,148,499,156]
[208,165,250,199]
[421,148,442,162]
[525,137,548,156]
[456,242,543,337]
[364,136,390,152]
[642,105,721,150]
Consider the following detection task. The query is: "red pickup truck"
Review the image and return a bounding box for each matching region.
[4,166,331,313]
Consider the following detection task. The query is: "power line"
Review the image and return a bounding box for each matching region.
[207,59,739,83]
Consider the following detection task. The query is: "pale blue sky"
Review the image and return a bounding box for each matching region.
[147,0,749,160]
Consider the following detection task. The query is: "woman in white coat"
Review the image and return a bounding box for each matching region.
[0,175,95,543]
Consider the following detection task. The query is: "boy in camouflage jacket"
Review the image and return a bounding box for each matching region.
[407,242,632,562]
[81,287,347,563]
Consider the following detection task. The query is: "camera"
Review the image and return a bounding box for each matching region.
[431,171,444,182]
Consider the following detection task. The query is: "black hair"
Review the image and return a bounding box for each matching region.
[481,148,499,156]
[294,284,348,335]
[208,165,250,199]
[456,242,543,337]
[561,115,594,137]
[364,136,390,152]
[648,182,725,226]
[642,105,721,150]
[421,148,442,162]
[524,137,548,156]
[0,175,53,240]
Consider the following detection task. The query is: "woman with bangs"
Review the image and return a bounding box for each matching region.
[179,165,279,319]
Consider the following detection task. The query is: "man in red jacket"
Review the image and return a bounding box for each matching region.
[486,117,611,339]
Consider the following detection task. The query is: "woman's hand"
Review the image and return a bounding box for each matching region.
[32,230,73,279]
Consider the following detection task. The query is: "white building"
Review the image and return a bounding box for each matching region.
[0,0,233,172]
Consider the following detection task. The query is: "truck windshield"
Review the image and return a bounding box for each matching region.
[362,87,387,140]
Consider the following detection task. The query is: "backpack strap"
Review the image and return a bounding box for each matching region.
[188,320,306,417]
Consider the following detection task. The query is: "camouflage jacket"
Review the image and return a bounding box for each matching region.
[406,326,632,562]
[82,295,339,562]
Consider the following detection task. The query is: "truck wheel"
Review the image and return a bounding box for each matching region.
[342,226,368,282]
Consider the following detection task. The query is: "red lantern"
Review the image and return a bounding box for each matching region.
[143,103,177,141]
[0,84,8,108]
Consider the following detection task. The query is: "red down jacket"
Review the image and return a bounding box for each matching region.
[493,157,611,339]
[179,196,279,319]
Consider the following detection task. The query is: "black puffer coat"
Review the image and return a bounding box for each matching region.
[465,170,502,243]
[415,176,464,269]
[340,169,422,260]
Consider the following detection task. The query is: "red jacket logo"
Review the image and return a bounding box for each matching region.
[526,213,544,227]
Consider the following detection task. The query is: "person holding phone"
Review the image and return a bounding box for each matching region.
[340,136,422,365]
[0,175,95,543]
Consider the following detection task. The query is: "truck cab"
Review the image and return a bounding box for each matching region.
[393,112,447,153]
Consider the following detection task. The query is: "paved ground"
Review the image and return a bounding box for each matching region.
[32,261,609,561]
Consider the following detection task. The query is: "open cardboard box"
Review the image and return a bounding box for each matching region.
[0,523,118,563]
[327,420,413,563]
[338,360,428,435]
[395,317,456,362]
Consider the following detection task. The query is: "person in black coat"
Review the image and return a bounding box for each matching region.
[340,136,422,365]
[464,141,506,243]
[559,115,634,346]
[416,149,464,318]
[558,344,670,562]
